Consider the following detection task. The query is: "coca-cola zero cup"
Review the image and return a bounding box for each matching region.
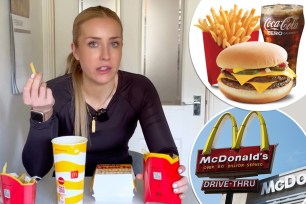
[261,4,304,85]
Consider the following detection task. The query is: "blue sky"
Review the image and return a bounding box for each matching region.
[189,108,306,204]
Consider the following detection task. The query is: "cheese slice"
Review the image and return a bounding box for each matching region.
[233,68,245,73]
[232,68,296,85]
[218,73,276,93]
[248,81,276,93]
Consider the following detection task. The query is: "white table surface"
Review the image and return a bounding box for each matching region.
[36,176,199,204]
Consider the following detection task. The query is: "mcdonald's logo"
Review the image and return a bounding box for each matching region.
[71,170,79,179]
[195,111,277,178]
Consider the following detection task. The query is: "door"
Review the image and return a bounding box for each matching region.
[49,0,206,176]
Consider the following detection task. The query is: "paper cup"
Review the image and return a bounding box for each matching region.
[51,136,87,204]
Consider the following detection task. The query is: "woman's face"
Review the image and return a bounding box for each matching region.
[72,17,122,85]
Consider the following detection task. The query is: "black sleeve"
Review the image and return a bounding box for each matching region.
[138,78,178,155]
[22,115,59,177]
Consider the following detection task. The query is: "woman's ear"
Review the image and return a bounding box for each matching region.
[71,43,80,60]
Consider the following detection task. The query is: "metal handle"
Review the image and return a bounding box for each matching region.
[182,95,201,116]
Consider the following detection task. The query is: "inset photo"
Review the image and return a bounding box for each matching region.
[189,108,306,204]
[189,1,305,111]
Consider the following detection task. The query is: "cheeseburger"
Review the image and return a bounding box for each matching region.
[216,42,296,104]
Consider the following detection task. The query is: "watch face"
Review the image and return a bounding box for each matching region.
[31,111,44,122]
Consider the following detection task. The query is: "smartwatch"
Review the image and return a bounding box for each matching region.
[31,110,45,122]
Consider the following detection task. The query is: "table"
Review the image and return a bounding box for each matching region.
[36,175,199,204]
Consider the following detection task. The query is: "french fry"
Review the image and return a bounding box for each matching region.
[243,8,256,28]
[222,30,227,40]
[206,15,215,29]
[234,37,241,44]
[230,23,236,37]
[235,27,245,37]
[237,8,244,20]
[30,62,37,75]
[222,39,230,48]
[210,30,218,42]
[254,24,261,31]
[2,162,7,173]
[203,19,210,32]
[250,16,261,27]
[18,173,27,183]
[246,26,255,36]
[210,7,220,24]
[225,21,231,38]
[231,4,238,23]
[240,29,246,39]
[241,11,249,23]
[217,35,222,46]
[194,4,260,47]
[228,36,237,45]
[241,35,251,43]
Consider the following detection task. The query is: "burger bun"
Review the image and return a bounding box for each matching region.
[218,79,293,104]
[216,42,288,69]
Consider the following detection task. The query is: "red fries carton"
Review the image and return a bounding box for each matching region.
[143,153,181,204]
[0,163,36,204]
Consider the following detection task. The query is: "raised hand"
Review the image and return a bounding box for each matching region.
[23,73,55,121]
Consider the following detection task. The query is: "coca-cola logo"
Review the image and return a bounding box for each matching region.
[264,17,299,31]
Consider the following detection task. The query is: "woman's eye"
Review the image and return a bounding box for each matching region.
[88,41,98,48]
[111,41,120,48]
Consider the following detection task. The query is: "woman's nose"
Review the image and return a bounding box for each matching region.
[100,45,110,60]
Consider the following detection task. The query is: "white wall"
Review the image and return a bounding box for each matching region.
[0,0,43,173]
[54,0,79,76]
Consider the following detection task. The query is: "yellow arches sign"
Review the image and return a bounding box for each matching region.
[196,111,276,178]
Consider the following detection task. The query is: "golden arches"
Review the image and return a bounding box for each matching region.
[202,112,238,155]
[233,111,269,151]
[202,111,269,155]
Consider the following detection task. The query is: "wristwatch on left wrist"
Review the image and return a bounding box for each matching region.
[30,110,45,122]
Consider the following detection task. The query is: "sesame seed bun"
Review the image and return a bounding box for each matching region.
[216,42,287,69]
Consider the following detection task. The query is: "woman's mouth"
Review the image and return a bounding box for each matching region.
[97,66,111,72]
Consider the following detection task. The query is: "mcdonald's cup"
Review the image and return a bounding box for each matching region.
[52,136,88,204]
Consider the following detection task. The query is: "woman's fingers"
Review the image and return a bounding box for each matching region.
[172,165,188,199]
[23,76,35,105]
[136,173,143,180]
[173,176,188,189]
[30,73,43,100]
[23,73,55,112]
[178,165,186,174]
[46,87,55,106]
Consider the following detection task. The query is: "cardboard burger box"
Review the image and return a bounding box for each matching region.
[91,164,135,202]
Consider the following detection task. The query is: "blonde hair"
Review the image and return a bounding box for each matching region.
[65,6,123,137]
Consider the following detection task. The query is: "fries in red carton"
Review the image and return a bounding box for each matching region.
[195,4,260,85]
[143,153,181,204]
[0,163,36,204]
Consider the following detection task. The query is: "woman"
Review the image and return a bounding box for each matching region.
[22,6,187,198]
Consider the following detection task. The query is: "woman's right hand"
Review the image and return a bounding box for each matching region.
[23,73,55,121]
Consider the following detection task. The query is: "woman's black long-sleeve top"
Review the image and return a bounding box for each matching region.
[22,70,178,177]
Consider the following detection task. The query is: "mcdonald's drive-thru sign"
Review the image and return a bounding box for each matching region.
[229,166,306,204]
[195,111,277,193]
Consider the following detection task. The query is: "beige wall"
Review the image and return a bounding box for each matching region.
[0,0,43,172]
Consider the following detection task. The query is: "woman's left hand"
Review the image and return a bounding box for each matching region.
[172,165,188,199]
[136,165,188,199]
